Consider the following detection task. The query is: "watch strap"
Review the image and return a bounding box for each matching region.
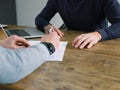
[41,42,55,55]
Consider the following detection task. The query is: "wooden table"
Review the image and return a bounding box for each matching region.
[0,26,120,90]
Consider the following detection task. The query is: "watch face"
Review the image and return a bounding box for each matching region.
[47,43,55,55]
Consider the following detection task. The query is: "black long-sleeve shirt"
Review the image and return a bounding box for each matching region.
[35,0,120,40]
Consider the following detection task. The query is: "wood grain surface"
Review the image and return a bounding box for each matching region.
[0,27,120,90]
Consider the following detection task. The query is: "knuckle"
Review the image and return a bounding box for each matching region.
[10,35,18,39]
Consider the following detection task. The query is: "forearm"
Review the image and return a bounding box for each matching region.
[35,15,50,31]
[97,23,120,40]
[35,0,57,31]
[99,0,120,40]
[0,44,50,84]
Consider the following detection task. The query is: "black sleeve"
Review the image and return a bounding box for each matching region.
[35,0,58,31]
[97,0,120,40]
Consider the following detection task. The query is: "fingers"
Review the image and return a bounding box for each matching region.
[9,35,30,49]
[79,38,91,49]
[44,25,64,37]
[10,45,27,50]
[72,34,85,48]
[13,35,30,47]
[16,38,30,47]
[40,31,60,42]
[40,31,60,50]
[73,37,95,49]
[52,26,64,37]
[72,32,100,49]
[87,41,95,49]
[80,39,95,49]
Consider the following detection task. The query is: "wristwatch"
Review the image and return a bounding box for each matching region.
[41,42,55,55]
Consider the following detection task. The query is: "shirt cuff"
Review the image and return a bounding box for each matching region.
[97,29,108,41]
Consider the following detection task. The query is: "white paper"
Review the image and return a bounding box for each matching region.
[0,24,8,28]
[28,41,68,61]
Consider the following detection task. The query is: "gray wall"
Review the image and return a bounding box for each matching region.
[16,0,120,27]
[16,0,63,27]
[0,0,16,25]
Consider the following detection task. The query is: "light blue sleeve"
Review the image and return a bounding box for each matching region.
[0,43,50,84]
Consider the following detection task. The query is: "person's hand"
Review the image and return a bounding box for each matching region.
[40,31,60,50]
[0,35,30,49]
[44,24,64,37]
[72,31,101,49]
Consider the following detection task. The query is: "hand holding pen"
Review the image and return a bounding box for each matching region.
[0,35,29,49]
[44,25,64,37]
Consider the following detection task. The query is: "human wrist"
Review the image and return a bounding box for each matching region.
[93,31,102,41]
[44,24,53,32]
[41,42,55,55]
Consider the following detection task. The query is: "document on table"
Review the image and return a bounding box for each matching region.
[28,41,68,61]
[0,24,8,28]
